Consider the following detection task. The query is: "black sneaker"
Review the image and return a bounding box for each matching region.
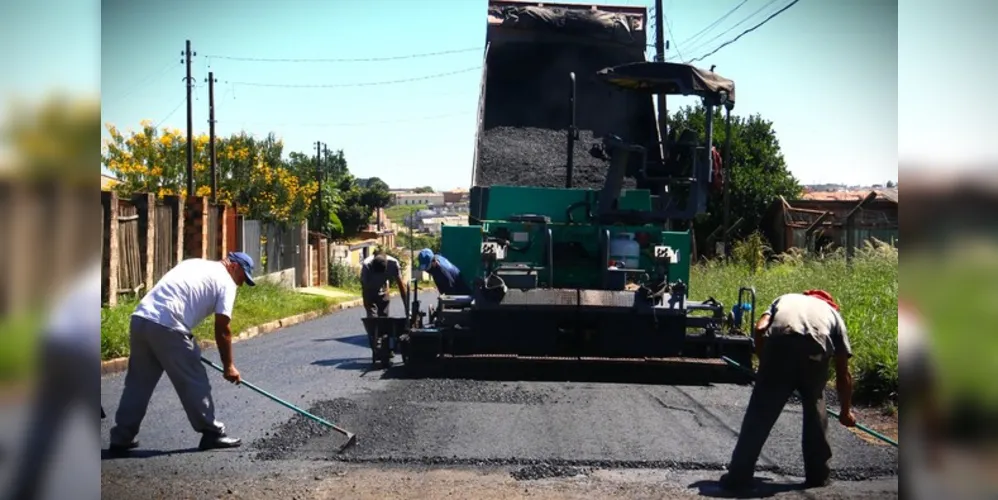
[107,440,138,456]
[805,477,831,488]
[198,432,241,451]
[719,473,754,492]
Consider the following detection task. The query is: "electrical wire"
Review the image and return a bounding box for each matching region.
[226,66,481,89]
[203,47,483,63]
[154,97,186,129]
[687,0,801,63]
[683,0,784,59]
[110,59,183,104]
[222,110,474,129]
[676,0,749,51]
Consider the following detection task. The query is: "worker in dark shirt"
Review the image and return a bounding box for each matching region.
[417,249,472,296]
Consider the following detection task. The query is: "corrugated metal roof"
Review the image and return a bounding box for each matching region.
[801,189,897,203]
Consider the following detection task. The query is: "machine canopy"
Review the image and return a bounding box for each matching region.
[595,61,736,105]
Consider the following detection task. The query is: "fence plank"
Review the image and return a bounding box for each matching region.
[117,204,143,297]
[242,220,262,273]
[154,202,175,283]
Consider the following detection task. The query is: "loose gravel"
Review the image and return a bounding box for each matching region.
[511,463,593,481]
[476,126,637,190]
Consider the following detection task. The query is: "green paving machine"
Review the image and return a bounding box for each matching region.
[398,1,757,372]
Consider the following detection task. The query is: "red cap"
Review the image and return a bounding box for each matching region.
[803,289,839,311]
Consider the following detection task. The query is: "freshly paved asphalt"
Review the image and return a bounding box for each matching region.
[89,291,896,498]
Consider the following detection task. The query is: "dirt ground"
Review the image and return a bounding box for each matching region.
[100,464,898,500]
[308,467,898,500]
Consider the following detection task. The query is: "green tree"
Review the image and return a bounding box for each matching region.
[413,186,435,193]
[667,104,802,250]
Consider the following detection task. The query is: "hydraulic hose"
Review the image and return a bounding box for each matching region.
[721,356,899,448]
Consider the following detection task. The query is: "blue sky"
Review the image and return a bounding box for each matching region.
[95,0,903,190]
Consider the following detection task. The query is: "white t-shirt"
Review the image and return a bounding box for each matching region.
[46,261,101,353]
[132,258,238,333]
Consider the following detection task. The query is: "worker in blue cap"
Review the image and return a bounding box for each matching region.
[417,248,472,296]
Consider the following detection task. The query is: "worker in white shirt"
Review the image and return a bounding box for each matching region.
[108,252,255,455]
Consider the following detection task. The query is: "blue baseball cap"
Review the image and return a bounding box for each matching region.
[228,251,256,286]
[417,249,434,271]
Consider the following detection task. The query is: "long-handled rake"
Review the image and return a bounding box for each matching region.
[200,356,358,451]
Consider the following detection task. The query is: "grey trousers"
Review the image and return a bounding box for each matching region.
[109,316,224,446]
[727,334,834,483]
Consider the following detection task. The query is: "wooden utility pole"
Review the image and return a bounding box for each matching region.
[654,0,668,154]
[315,141,324,229]
[184,40,196,197]
[207,71,217,202]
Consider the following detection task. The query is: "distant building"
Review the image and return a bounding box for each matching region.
[442,188,469,204]
[392,192,444,207]
[763,189,899,254]
[421,215,469,234]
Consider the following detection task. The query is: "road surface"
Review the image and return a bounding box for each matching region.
[91,292,897,499]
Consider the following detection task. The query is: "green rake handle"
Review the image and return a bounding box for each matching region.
[200,356,357,448]
[721,356,898,448]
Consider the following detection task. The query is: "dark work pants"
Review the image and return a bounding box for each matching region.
[727,335,833,483]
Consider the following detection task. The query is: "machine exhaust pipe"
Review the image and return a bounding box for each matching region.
[566,72,577,189]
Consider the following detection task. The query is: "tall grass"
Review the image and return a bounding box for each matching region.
[100,283,348,360]
[693,237,898,406]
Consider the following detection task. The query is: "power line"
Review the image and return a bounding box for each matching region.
[683,0,783,58]
[203,47,483,63]
[677,0,749,50]
[110,59,182,104]
[223,110,474,129]
[154,97,186,129]
[687,0,802,64]
[226,66,481,89]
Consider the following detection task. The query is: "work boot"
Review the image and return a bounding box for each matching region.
[107,440,139,457]
[198,431,241,451]
[804,476,831,488]
[718,472,754,492]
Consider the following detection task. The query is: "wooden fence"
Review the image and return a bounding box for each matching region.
[0,182,97,317]
[101,191,237,307]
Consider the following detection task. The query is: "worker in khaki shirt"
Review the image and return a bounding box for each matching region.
[721,290,857,492]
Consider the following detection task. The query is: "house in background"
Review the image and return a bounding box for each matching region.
[101,174,118,190]
[763,188,899,254]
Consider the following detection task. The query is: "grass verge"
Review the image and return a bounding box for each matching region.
[101,283,357,361]
[692,240,898,407]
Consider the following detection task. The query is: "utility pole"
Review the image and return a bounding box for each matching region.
[654,0,668,158]
[207,71,217,202]
[315,141,324,230]
[183,40,196,197]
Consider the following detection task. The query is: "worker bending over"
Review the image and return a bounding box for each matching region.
[721,290,856,492]
[109,252,256,455]
[360,251,410,319]
[417,249,472,296]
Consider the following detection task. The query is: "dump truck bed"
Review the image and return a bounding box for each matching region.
[472,0,661,190]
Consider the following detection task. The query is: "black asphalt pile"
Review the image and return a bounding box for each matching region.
[253,398,360,461]
[253,379,552,461]
[511,463,593,481]
[476,126,637,190]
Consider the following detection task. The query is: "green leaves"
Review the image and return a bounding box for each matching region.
[667,104,802,251]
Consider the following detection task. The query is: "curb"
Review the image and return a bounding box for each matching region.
[100,294,369,377]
